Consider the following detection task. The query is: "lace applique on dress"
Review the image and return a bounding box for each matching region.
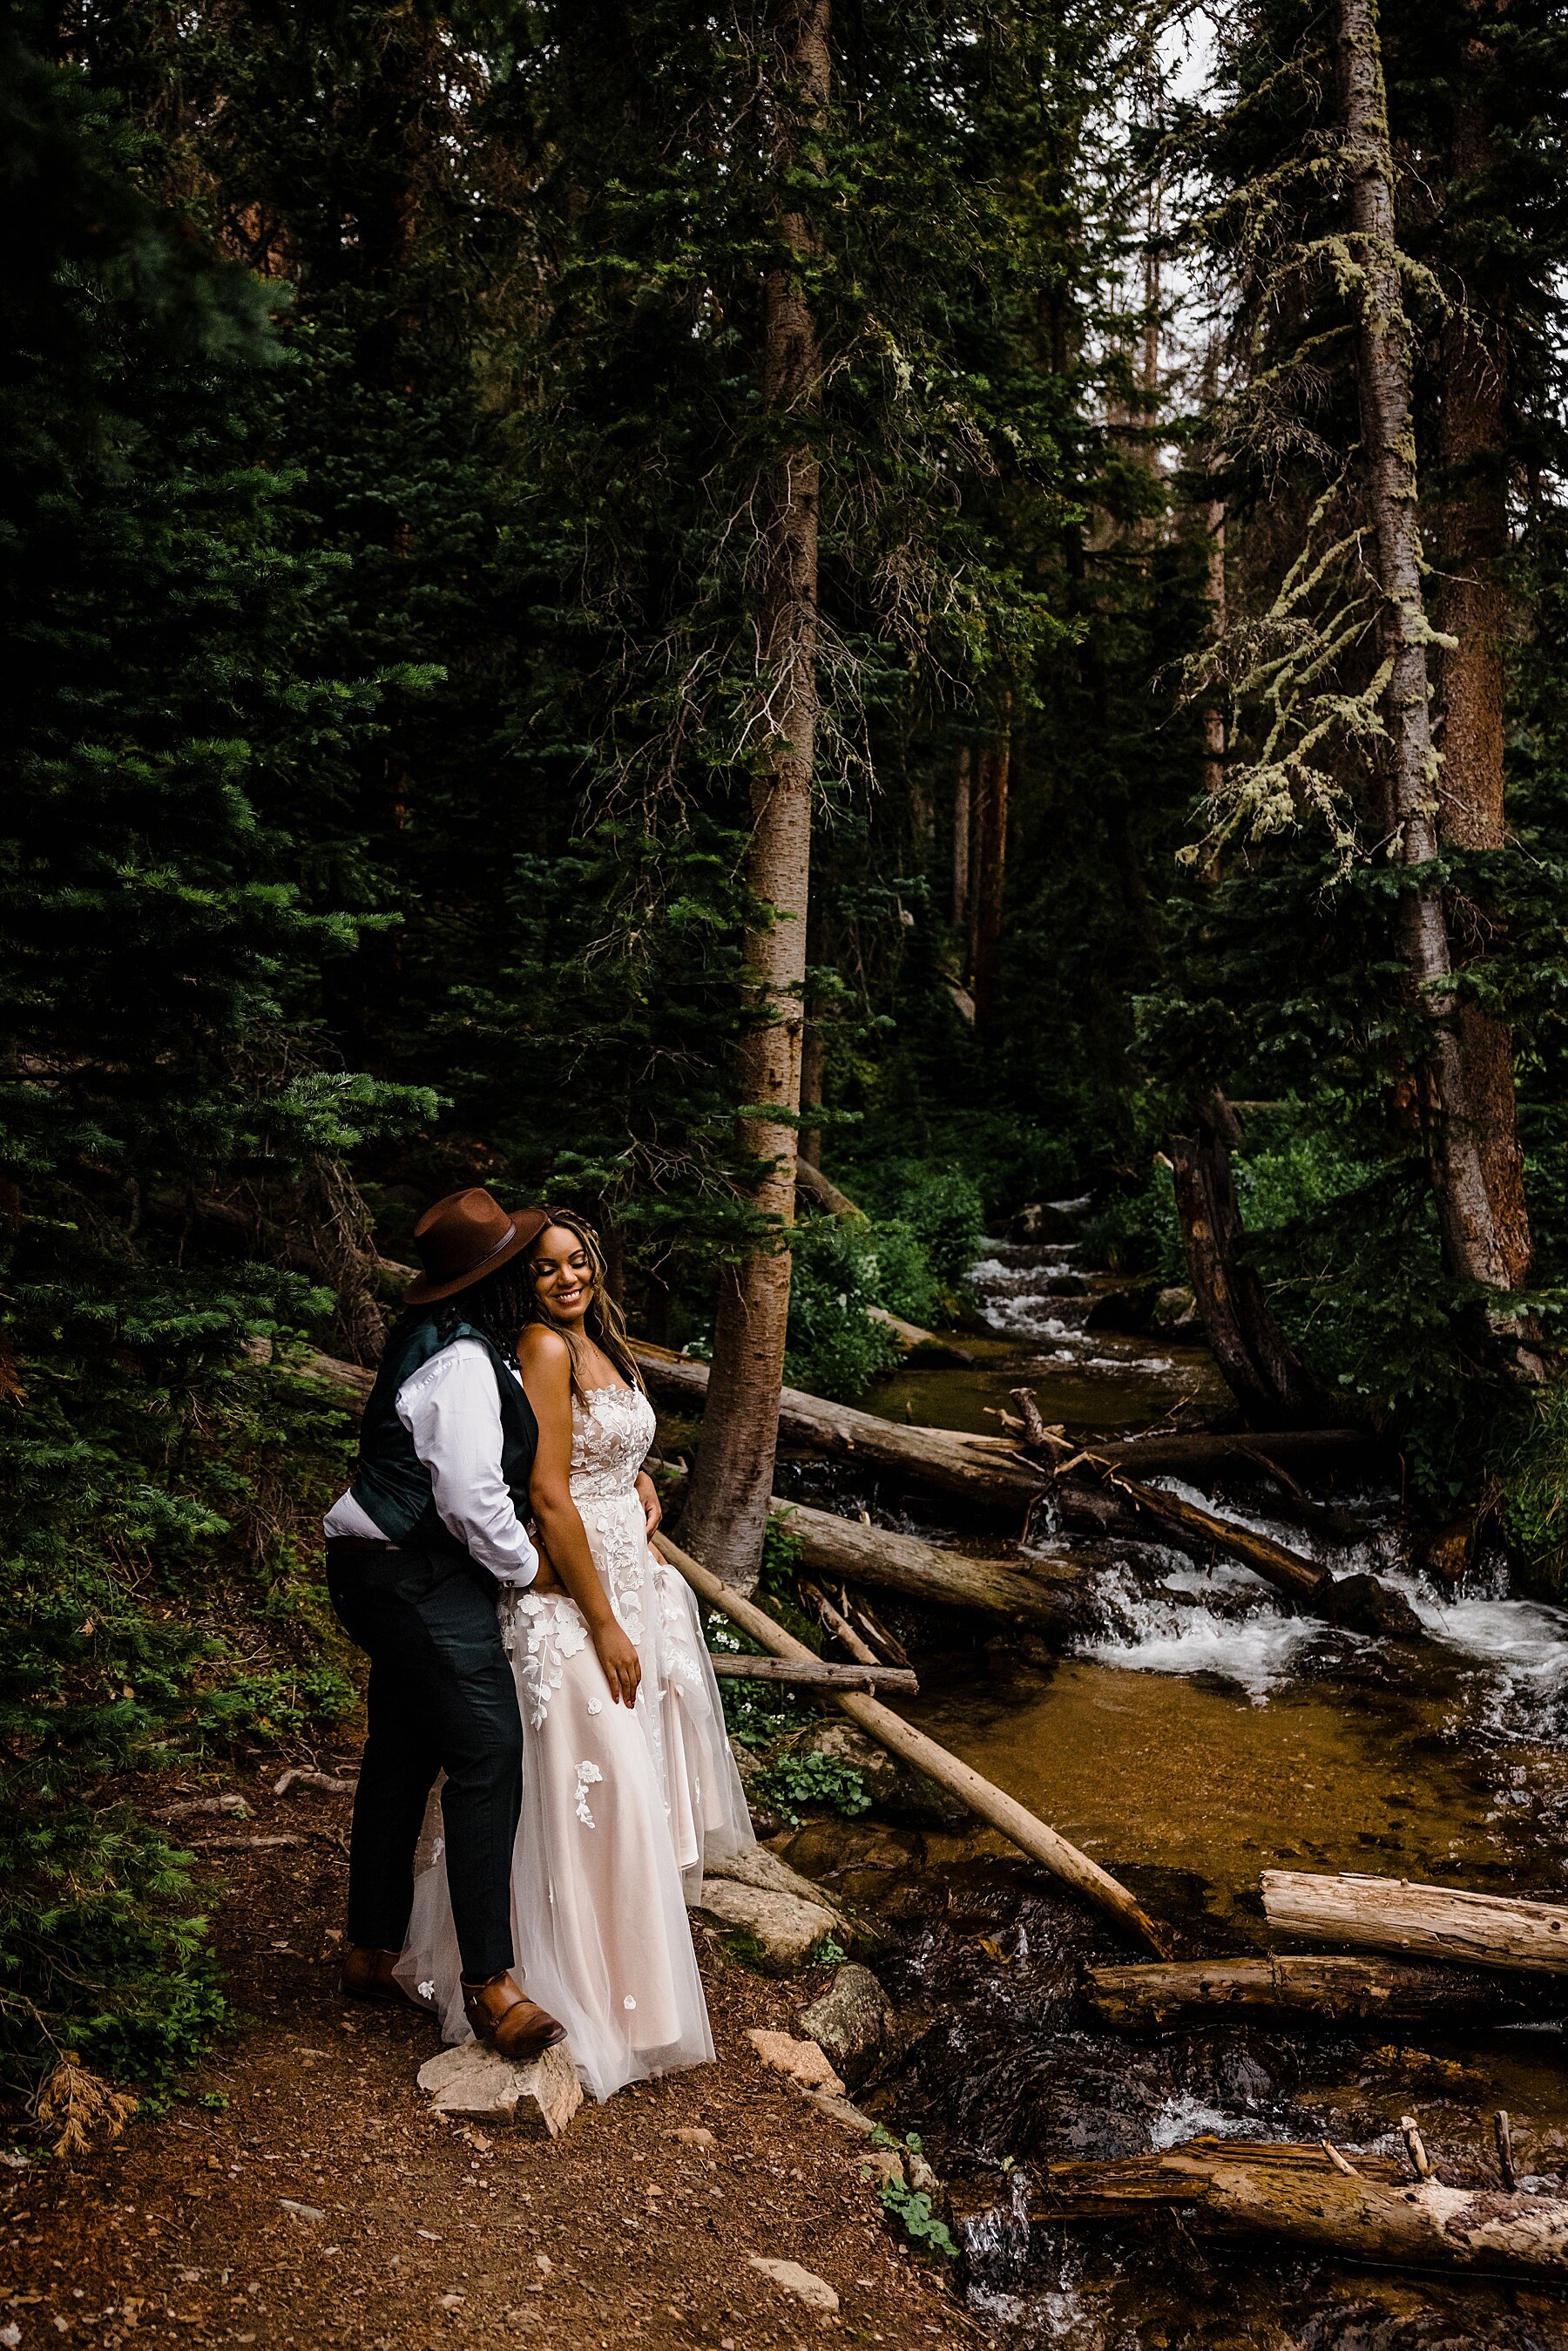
[515,1593,589,1729]
[574,1758,604,1826]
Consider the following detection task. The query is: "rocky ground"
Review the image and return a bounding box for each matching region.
[1,1767,977,2351]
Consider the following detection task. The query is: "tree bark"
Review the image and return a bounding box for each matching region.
[706,1655,919,1692]
[951,743,972,938]
[1431,76,1531,1292]
[1035,2138,1568,2273]
[970,722,1010,1029]
[1335,0,1538,1372]
[1166,1098,1338,1427]
[657,1530,1166,1954]
[678,0,830,1589]
[770,1498,1085,1632]
[1085,1953,1562,2030]
[1262,1869,1568,1974]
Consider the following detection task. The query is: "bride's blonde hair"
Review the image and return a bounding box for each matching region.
[522,1209,645,1396]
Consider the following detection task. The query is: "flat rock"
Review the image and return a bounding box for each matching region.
[747,2256,839,2313]
[693,1878,839,1974]
[801,1963,890,2087]
[746,2028,846,2096]
[417,2038,582,2137]
[702,1842,848,1922]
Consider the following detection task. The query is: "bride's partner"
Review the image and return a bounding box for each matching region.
[324,1188,644,2062]
[397,1209,754,2098]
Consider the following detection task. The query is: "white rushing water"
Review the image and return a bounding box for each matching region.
[1076,1558,1328,1704]
[969,1237,1174,1371]
[1072,1479,1568,1736]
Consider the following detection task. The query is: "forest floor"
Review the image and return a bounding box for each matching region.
[3,1765,976,2351]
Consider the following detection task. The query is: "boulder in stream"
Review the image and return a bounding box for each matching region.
[801,1963,892,2087]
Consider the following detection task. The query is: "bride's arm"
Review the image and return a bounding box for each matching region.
[517,1326,642,1707]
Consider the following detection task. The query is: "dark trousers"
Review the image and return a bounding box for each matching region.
[327,1542,522,1982]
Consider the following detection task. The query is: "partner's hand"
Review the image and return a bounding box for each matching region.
[592,1616,642,1708]
[636,1469,662,1540]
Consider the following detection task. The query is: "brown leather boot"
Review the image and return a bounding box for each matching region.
[341,1945,429,2011]
[461,1970,567,2063]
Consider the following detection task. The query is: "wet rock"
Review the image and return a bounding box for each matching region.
[1009,1203,1083,1244]
[417,2038,582,2137]
[801,1964,892,2086]
[747,2255,839,2313]
[1152,1284,1197,1330]
[1218,2050,1274,2106]
[1319,1569,1423,1639]
[746,2028,846,2095]
[795,1719,970,1833]
[1084,1284,1160,1334]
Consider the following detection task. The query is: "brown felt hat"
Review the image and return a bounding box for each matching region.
[403,1188,552,1305]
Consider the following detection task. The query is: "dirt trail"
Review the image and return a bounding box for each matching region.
[4,1771,975,2351]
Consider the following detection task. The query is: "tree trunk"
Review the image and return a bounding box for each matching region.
[1036,2138,1568,2273]
[798,1018,823,1169]
[1431,78,1531,1292]
[1201,494,1227,803]
[1085,1953,1562,2030]
[677,0,829,1589]
[951,743,972,938]
[1262,1869,1568,1974]
[970,722,1010,1029]
[1335,0,1538,1372]
[1166,1098,1338,1426]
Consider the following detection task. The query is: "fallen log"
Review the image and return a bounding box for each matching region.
[1086,1953,1563,2030]
[1263,1871,1568,1975]
[303,1344,1370,1514]
[771,1499,1083,1632]
[655,1530,1166,1956]
[633,1343,1043,1511]
[1034,2137,1568,2275]
[707,1655,919,1694]
[1017,1404,1421,1636]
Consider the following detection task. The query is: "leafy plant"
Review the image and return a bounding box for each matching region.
[754,1751,872,1827]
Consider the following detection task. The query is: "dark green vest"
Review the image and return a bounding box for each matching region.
[348,1317,538,1557]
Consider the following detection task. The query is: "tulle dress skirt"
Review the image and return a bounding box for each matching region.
[395,1383,754,2101]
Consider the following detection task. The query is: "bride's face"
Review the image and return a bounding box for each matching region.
[530,1224,595,1327]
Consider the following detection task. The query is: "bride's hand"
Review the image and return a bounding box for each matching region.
[527,1531,565,1596]
[592,1616,642,1708]
[636,1470,662,1539]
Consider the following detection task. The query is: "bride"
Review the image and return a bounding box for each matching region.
[397,1211,754,2098]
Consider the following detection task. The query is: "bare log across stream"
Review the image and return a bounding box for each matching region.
[1263,1871,1568,1974]
[707,1655,918,1693]
[770,1498,1084,1631]
[1014,1392,1421,1636]
[1034,2137,1568,2275]
[633,1341,1044,1508]
[1086,1953,1563,2029]
[653,1529,1167,1955]
[631,1341,1373,1511]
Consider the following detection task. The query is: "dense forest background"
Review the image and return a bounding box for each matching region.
[3,0,1567,2104]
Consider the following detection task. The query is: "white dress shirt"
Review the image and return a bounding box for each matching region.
[323,1338,539,1586]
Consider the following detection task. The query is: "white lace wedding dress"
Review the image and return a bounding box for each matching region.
[395,1380,754,2099]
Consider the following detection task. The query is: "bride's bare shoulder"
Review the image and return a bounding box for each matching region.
[517,1324,571,1380]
